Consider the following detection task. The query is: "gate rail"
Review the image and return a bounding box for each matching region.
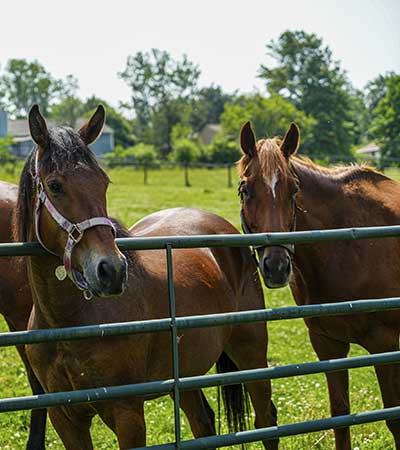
[1,224,400,448]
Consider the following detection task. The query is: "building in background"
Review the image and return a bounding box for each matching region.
[355,142,381,160]
[0,111,114,157]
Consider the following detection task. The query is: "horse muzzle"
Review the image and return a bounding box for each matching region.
[259,247,292,289]
[84,254,128,297]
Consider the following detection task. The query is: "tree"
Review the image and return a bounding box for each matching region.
[119,49,200,156]
[259,31,355,158]
[220,94,315,152]
[49,75,84,127]
[190,85,235,132]
[205,133,241,165]
[0,59,60,117]
[370,73,400,159]
[169,138,200,186]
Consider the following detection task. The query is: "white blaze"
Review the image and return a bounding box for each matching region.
[264,173,278,199]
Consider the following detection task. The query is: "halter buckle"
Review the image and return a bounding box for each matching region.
[69,225,84,243]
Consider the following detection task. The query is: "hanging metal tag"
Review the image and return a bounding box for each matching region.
[55,265,67,281]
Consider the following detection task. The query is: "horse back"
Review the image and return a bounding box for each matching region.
[130,207,265,313]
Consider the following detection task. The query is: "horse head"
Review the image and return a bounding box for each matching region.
[238,121,300,288]
[19,105,127,298]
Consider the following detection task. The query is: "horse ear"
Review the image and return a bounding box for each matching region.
[240,121,256,157]
[29,105,49,150]
[78,105,105,145]
[280,123,300,159]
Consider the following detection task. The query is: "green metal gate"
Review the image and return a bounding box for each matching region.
[1,225,400,449]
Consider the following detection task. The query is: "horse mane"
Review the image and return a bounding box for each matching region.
[13,126,110,243]
[291,155,389,185]
[237,135,389,187]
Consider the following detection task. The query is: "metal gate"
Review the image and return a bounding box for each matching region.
[1,225,400,449]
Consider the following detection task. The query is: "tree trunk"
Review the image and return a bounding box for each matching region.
[227,164,232,188]
[184,164,190,187]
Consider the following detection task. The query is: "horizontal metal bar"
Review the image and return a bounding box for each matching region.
[1,351,399,413]
[1,297,400,348]
[132,405,400,450]
[1,224,400,256]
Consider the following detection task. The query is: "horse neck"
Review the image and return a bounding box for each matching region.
[28,253,91,328]
[292,160,353,231]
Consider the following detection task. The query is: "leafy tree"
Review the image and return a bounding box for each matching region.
[190,85,235,132]
[169,138,200,186]
[220,94,315,152]
[50,75,84,127]
[84,97,135,148]
[205,133,241,164]
[370,73,400,159]
[119,49,200,155]
[362,72,397,143]
[259,31,355,158]
[0,59,61,117]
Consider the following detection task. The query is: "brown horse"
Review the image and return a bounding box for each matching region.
[0,180,46,450]
[17,105,278,450]
[238,121,400,450]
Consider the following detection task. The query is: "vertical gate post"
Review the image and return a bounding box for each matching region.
[166,243,181,449]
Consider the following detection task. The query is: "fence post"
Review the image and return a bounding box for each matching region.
[166,243,181,449]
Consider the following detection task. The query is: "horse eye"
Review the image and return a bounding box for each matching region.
[48,180,63,194]
[240,185,250,200]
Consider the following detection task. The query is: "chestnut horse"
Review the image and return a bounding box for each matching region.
[0,180,46,450]
[17,105,278,450]
[238,121,400,450]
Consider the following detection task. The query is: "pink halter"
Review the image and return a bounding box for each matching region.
[34,150,116,300]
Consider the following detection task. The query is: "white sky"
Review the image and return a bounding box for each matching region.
[1,0,399,108]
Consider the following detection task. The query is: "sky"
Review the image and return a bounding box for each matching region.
[1,0,399,108]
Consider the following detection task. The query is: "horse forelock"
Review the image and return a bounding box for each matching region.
[13,126,109,243]
[42,127,109,181]
[239,137,289,182]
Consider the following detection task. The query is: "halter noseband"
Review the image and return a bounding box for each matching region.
[34,150,116,300]
[238,180,296,265]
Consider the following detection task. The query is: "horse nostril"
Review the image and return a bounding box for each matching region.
[97,259,116,285]
[261,256,270,275]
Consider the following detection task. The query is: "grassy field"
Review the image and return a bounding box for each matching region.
[0,165,396,449]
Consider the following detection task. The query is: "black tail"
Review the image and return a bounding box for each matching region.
[216,352,250,434]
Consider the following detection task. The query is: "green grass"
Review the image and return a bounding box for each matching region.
[0,165,395,449]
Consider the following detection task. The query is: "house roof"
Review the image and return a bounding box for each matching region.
[356,142,380,155]
[8,117,113,137]
[198,124,222,146]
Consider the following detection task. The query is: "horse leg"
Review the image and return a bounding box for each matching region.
[178,390,216,443]
[7,319,46,450]
[24,362,47,450]
[224,323,278,450]
[48,406,93,450]
[309,330,351,450]
[362,327,400,449]
[97,400,146,449]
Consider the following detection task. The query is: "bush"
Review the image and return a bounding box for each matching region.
[104,143,159,167]
[169,138,200,164]
[205,133,240,164]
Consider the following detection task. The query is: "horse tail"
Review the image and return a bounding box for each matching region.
[216,351,250,434]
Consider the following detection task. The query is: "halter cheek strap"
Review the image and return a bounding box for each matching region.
[34,151,116,300]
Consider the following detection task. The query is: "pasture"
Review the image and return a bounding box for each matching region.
[0,165,397,449]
